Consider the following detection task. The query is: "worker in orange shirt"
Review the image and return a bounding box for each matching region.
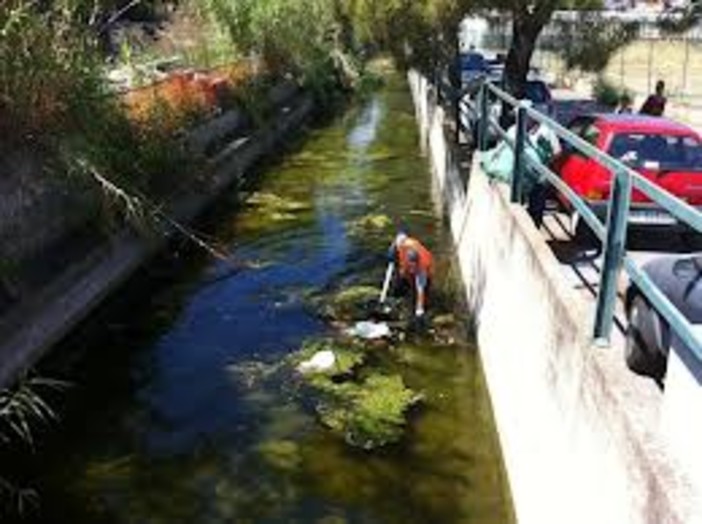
[383,231,434,318]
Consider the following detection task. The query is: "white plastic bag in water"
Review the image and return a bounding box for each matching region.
[297,350,336,374]
[345,321,391,340]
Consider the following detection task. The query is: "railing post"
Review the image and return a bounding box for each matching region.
[511,103,527,203]
[593,169,632,342]
[478,83,489,151]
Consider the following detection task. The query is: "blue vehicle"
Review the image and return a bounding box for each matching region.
[459,52,487,88]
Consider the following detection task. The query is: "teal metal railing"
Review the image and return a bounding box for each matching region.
[457,80,702,363]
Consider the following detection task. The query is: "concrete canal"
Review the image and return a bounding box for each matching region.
[12,74,514,523]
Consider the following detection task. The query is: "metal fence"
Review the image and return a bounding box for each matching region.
[455,80,702,363]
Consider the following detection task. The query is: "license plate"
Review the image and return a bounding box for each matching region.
[628,209,676,225]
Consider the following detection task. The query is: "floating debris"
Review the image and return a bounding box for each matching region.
[345,321,391,340]
[291,339,366,381]
[297,350,336,374]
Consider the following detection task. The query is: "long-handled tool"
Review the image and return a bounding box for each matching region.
[379,262,395,305]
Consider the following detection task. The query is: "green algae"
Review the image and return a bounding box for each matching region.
[348,213,394,237]
[257,439,302,471]
[316,374,421,450]
[324,285,380,320]
[289,336,421,450]
[245,191,311,213]
[231,190,314,235]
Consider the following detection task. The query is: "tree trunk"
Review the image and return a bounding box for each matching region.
[504,16,545,98]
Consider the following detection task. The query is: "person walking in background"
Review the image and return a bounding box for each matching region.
[640,80,667,116]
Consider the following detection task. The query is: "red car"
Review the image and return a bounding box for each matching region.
[553,114,702,232]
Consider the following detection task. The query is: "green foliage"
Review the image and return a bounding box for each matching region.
[0,0,193,213]
[592,77,630,108]
[348,0,466,72]
[205,0,349,82]
[231,76,278,126]
[658,1,702,34]
[555,14,639,73]
[0,0,105,138]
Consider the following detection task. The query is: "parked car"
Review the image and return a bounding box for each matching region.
[459,51,488,92]
[552,114,702,237]
[625,254,702,381]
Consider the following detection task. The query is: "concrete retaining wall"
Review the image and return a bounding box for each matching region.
[0,90,314,387]
[409,70,701,524]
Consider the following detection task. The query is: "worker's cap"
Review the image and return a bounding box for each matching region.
[395,232,408,245]
[406,249,419,263]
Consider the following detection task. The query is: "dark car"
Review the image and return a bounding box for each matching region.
[625,254,702,381]
[459,52,488,87]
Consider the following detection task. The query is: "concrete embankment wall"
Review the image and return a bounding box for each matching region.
[0,83,313,387]
[408,71,701,524]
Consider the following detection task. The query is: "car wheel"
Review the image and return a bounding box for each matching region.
[625,294,668,381]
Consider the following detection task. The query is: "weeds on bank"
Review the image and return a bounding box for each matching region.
[0,377,68,518]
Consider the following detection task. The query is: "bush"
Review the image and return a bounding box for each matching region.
[0,0,105,139]
[593,77,630,109]
[0,0,196,211]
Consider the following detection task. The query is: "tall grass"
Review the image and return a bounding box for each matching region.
[0,0,195,224]
[0,377,68,518]
[0,0,104,139]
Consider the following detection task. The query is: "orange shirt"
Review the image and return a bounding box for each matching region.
[396,236,433,278]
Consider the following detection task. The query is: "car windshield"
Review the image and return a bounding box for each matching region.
[526,81,550,104]
[608,132,702,171]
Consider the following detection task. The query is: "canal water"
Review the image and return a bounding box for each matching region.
[15,75,513,523]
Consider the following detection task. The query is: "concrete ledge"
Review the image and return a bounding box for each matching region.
[409,70,701,524]
[0,93,314,387]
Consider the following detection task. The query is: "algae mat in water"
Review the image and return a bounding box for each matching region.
[290,337,421,450]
